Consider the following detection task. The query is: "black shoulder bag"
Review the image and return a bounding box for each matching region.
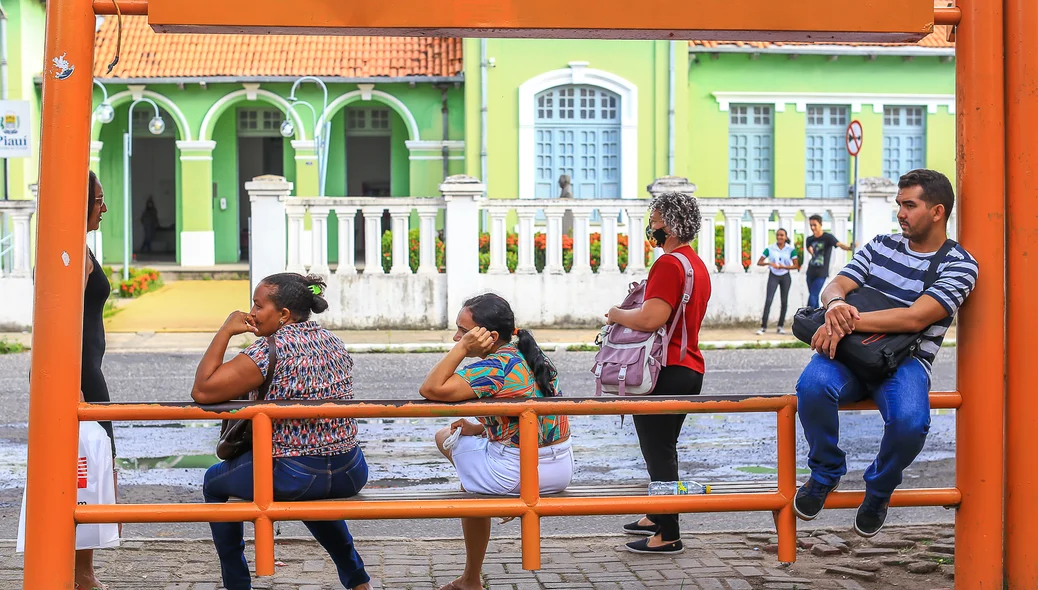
[792,239,957,383]
[215,335,278,461]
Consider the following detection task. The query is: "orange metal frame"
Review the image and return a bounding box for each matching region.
[71,394,961,576]
[27,1,1023,588]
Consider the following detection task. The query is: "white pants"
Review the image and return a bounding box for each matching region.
[452,435,573,496]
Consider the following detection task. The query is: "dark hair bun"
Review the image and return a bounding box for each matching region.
[305,274,329,314]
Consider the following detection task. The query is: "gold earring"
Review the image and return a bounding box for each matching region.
[279,319,285,326]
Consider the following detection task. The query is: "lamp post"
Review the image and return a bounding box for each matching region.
[92,80,115,125]
[122,98,165,280]
[282,76,330,196]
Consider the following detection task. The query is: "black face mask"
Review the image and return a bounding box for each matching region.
[646,224,668,247]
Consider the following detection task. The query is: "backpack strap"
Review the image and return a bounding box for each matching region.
[662,251,695,365]
[922,239,958,291]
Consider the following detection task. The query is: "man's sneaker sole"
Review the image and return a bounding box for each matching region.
[792,481,838,521]
[853,518,885,538]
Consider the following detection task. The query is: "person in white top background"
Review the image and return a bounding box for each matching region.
[756,228,799,335]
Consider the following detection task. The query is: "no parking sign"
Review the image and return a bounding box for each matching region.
[846,120,864,157]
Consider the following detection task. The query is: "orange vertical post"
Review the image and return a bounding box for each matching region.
[1004,0,1038,584]
[775,404,797,563]
[954,0,1006,588]
[22,0,96,588]
[518,411,541,570]
[252,412,275,576]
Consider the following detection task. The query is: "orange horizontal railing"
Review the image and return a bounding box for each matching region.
[75,392,961,574]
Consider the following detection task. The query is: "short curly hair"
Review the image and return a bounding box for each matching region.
[649,192,702,244]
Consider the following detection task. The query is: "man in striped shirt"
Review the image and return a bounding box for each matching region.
[792,169,978,537]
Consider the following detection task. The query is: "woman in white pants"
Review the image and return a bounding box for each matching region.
[420,293,573,590]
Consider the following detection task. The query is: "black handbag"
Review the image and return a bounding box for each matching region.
[792,239,957,383]
[215,335,278,461]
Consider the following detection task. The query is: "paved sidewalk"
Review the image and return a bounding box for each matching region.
[1,525,956,589]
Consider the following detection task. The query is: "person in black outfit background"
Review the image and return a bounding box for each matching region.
[77,170,114,590]
[804,215,853,309]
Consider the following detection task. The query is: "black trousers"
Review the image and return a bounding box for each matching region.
[632,365,704,542]
[761,272,792,329]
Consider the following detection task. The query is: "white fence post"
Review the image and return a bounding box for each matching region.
[487,206,510,275]
[647,176,699,271]
[335,210,357,276]
[246,175,292,294]
[598,206,621,274]
[751,211,770,273]
[309,206,331,276]
[544,208,566,275]
[723,209,744,273]
[388,206,412,275]
[515,208,538,274]
[362,207,384,274]
[857,177,899,244]
[570,207,593,275]
[623,205,648,274]
[417,206,439,275]
[441,175,486,325]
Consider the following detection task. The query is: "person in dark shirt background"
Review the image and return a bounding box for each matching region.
[804,214,854,308]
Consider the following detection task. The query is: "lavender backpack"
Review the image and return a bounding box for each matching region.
[592,251,695,396]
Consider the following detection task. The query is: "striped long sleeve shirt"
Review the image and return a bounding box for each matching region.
[837,234,979,372]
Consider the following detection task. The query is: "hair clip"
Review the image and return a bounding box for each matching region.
[308,285,322,296]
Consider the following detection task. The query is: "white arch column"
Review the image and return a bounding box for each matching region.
[177,140,217,266]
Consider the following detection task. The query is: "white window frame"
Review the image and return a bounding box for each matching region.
[519,62,637,199]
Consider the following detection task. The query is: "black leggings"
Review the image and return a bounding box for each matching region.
[761,272,792,329]
[632,365,704,542]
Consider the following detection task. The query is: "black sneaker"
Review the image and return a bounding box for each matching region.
[793,478,839,521]
[622,519,661,536]
[624,538,684,554]
[854,493,889,537]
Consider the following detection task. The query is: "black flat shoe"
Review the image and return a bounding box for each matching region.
[622,519,661,536]
[624,538,684,554]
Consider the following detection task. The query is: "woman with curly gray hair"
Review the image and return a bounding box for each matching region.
[605,192,713,554]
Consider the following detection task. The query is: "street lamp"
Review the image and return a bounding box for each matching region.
[284,76,330,197]
[93,80,115,124]
[123,98,165,280]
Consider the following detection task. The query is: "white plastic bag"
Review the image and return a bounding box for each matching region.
[16,421,120,552]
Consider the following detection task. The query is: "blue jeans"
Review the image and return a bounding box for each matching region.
[795,354,931,499]
[807,276,826,308]
[202,446,370,589]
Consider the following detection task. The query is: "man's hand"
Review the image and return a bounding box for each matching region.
[811,325,843,359]
[824,301,860,337]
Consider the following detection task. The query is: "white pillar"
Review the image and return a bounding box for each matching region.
[750,211,770,274]
[10,211,32,277]
[544,207,566,275]
[570,207,593,275]
[441,175,486,323]
[246,176,292,294]
[723,208,744,273]
[857,177,899,245]
[487,206,510,275]
[623,206,647,273]
[335,208,357,276]
[832,210,852,274]
[698,207,717,271]
[286,207,307,274]
[362,206,384,274]
[388,206,412,275]
[308,207,331,276]
[417,206,439,275]
[515,208,537,274]
[598,206,621,274]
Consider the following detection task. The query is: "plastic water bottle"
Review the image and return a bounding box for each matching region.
[648,481,709,495]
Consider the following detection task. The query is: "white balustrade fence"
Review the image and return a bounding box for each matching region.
[0,199,36,330]
[247,174,907,330]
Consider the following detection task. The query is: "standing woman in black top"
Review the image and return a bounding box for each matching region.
[77,170,114,590]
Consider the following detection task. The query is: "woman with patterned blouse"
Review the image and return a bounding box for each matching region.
[191,273,372,590]
[419,293,573,590]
